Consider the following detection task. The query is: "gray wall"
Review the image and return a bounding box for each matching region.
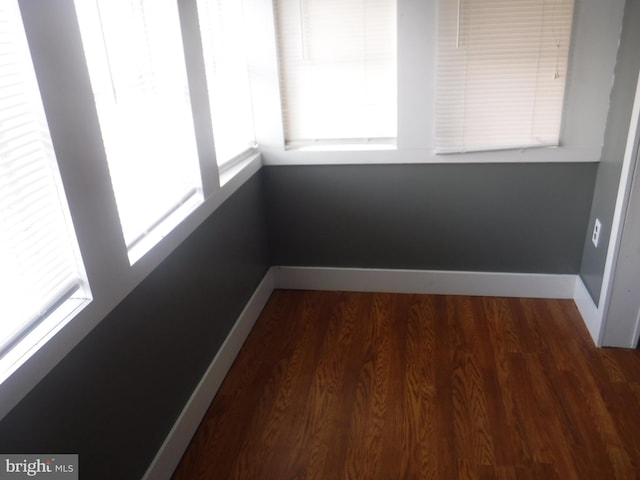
[265,163,596,273]
[579,0,640,303]
[0,173,270,480]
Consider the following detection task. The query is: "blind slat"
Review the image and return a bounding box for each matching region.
[436,0,574,153]
[275,0,397,143]
[0,0,84,355]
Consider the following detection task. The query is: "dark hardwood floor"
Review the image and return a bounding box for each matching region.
[172,290,640,479]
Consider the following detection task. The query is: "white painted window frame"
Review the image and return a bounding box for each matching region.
[257,0,626,165]
[0,0,261,421]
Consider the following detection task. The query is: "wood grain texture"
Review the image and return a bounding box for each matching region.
[172,291,640,479]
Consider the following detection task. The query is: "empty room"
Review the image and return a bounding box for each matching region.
[1,0,640,478]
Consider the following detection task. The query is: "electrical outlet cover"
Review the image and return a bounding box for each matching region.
[592,218,602,247]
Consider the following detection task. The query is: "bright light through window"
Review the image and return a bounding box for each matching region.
[74,0,203,261]
[197,0,256,168]
[275,0,397,145]
[435,0,574,153]
[0,0,89,380]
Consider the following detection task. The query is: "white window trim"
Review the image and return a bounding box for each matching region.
[257,0,625,165]
[74,0,206,262]
[0,0,261,421]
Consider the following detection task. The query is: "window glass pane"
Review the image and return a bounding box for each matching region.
[197,0,256,167]
[436,0,574,153]
[74,0,203,255]
[0,0,89,375]
[275,0,397,144]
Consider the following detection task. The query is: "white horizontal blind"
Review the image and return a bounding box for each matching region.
[74,0,202,251]
[0,1,85,355]
[436,0,574,153]
[275,0,397,144]
[196,0,256,167]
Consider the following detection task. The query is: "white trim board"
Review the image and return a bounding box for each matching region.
[272,266,577,299]
[596,73,640,348]
[141,268,276,480]
[573,275,602,346]
[144,266,595,480]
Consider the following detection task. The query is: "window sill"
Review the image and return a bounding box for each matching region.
[219,148,261,187]
[0,293,91,386]
[285,138,396,152]
[260,144,602,165]
[128,191,205,265]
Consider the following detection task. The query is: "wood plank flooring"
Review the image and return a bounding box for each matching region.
[172,290,640,479]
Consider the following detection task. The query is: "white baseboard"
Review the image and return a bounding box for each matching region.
[272,266,577,299]
[141,268,275,480]
[145,265,595,479]
[573,275,603,347]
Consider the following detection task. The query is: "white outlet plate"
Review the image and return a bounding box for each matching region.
[592,218,602,247]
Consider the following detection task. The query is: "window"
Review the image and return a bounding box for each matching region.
[1,0,269,413]
[74,0,203,262]
[196,0,256,170]
[0,0,89,381]
[435,0,574,153]
[274,0,397,147]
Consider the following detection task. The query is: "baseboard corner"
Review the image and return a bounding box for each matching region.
[573,275,602,347]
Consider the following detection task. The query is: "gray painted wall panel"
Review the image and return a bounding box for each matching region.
[0,173,270,480]
[265,163,596,273]
[579,0,640,302]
